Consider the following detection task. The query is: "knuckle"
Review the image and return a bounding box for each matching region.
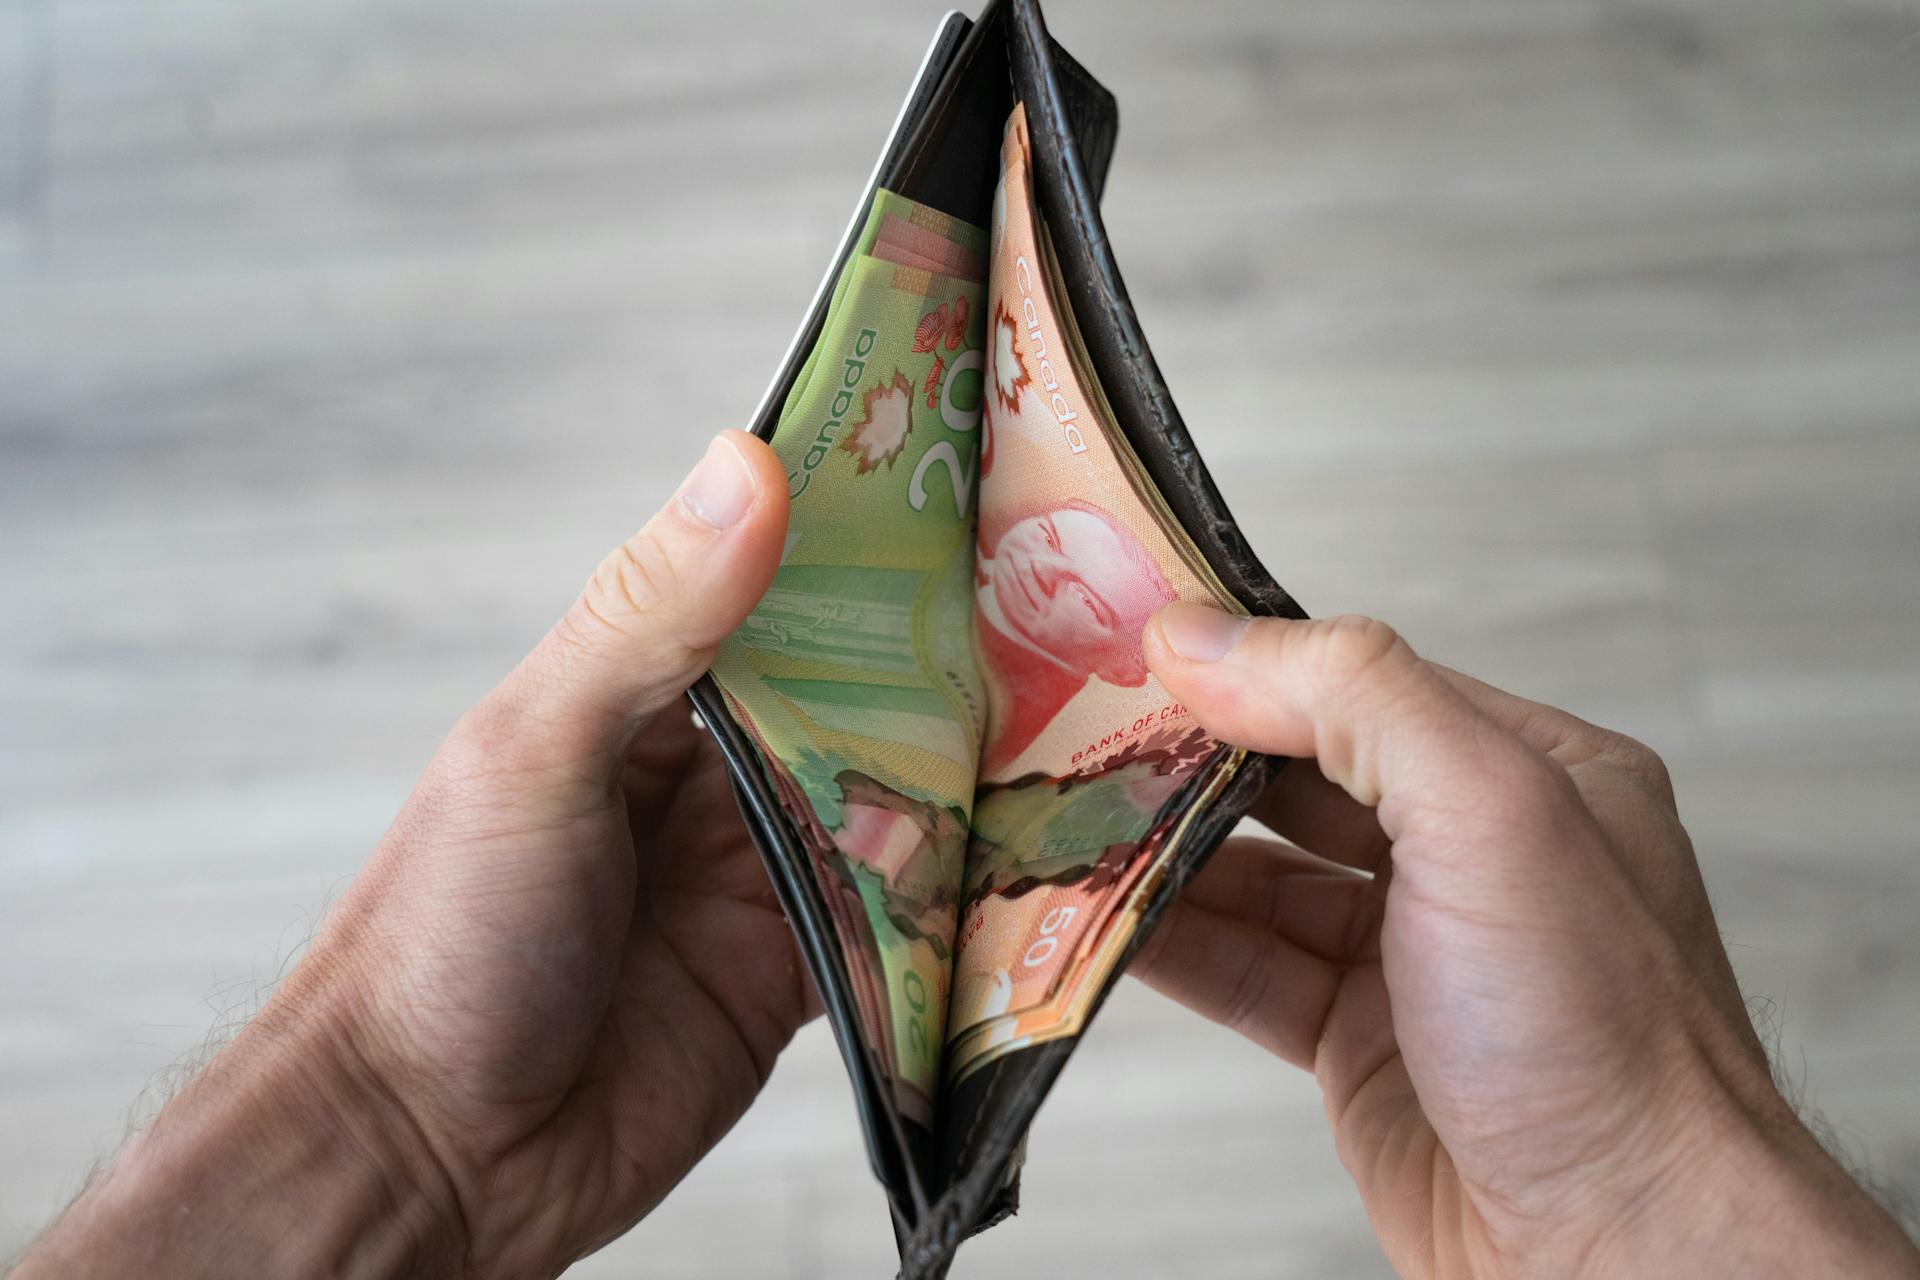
[1309,615,1412,700]
[575,529,683,645]
[605,533,680,621]
[1593,729,1676,803]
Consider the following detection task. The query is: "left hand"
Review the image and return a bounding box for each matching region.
[17,431,808,1279]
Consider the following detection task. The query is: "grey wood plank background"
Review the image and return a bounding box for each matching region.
[3,0,1918,1273]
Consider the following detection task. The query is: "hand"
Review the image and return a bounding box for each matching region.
[16,431,809,1280]
[1134,607,1920,1279]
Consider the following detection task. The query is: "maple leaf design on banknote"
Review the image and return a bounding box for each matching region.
[842,371,915,473]
[988,299,1030,417]
[1087,723,1215,782]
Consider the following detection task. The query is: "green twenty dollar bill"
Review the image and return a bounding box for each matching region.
[710,189,988,1124]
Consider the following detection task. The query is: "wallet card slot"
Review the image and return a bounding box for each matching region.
[886,2,1118,222]
[887,0,1011,227]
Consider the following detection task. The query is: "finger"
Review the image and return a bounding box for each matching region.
[1172,835,1382,964]
[1144,607,1591,879]
[1132,893,1345,1068]
[1423,662,1698,898]
[474,431,789,779]
[1429,663,1678,810]
[1246,759,1390,874]
[1426,663,1584,753]
[1424,663,1746,1041]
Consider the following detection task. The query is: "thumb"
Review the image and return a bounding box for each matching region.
[1143,605,1578,856]
[482,430,789,773]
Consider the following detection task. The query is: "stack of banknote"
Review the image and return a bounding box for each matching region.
[710,102,1246,1132]
[712,190,992,1126]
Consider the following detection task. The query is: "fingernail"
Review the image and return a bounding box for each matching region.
[680,435,757,529]
[1158,602,1249,663]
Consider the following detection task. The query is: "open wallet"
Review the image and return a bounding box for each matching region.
[686,1,1307,1274]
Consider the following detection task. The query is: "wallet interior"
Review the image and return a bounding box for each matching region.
[686,1,1305,1272]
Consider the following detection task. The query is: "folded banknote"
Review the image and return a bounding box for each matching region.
[688,2,1304,1275]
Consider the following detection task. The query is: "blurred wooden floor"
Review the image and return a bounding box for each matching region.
[3,0,1919,1273]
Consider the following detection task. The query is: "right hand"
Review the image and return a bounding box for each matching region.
[1133,606,1920,1278]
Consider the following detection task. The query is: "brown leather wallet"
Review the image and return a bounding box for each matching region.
[686,3,1304,1274]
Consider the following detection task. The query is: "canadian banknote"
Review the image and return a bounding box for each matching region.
[711,188,990,1125]
[941,104,1247,1085]
[714,108,1250,1115]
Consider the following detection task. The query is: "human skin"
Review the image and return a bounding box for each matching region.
[13,438,1917,1278]
[1134,603,1920,1279]
[14,431,814,1279]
